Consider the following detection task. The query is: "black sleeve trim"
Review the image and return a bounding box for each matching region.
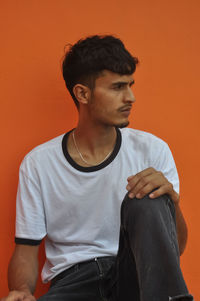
[15,237,42,246]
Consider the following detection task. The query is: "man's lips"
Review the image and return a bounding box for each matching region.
[118,106,132,117]
[118,106,132,113]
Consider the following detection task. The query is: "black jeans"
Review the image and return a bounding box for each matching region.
[38,194,193,301]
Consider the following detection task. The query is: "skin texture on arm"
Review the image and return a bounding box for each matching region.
[126,167,188,255]
[4,244,39,301]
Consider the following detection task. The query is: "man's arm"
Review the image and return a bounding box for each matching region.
[4,244,39,301]
[151,185,188,255]
[126,167,188,255]
[174,201,188,255]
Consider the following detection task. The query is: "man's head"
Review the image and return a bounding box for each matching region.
[62,35,138,109]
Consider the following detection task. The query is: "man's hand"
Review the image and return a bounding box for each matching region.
[126,167,179,204]
[1,290,36,301]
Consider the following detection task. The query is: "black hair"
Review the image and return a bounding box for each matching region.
[62,35,139,109]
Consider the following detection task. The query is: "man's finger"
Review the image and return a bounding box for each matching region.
[127,167,155,181]
[149,185,170,199]
[127,172,163,198]
[127,168,156,190]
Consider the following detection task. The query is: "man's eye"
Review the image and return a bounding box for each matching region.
[114,84,123,90]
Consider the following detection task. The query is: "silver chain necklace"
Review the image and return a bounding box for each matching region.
[72,130,113,166]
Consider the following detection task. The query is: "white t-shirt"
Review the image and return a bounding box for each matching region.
[15,127,179,283]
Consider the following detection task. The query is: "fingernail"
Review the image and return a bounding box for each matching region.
[129,193,134,198]
[149,193,154,198]
[136,193,141,198]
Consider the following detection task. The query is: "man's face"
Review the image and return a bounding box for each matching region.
[87,70,136,128]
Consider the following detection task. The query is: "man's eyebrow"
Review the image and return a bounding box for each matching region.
[111,80,135,87]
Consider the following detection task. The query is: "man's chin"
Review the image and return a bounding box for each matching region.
[117,121,129,128]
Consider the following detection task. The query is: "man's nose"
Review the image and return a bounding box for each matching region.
[124,88,136,103]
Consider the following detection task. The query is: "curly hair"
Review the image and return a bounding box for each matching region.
[62,35,139,109]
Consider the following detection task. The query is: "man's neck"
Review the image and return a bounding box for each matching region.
[75,123,116,152]
[67,122,117,167]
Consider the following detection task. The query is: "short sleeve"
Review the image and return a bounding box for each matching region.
[152,141,179,194]
[15,156,47,245]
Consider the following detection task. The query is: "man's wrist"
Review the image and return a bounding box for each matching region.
[6,290,36,301]
[170,190,180,205]
[9,286,33,296]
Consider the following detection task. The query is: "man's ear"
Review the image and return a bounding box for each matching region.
[73,84,90,105]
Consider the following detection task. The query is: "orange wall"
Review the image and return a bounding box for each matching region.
[1,0,200,299]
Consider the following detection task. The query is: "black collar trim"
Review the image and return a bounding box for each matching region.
[62,128,122,172]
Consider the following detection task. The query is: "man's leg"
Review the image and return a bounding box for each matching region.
[37,257,115,301]
[110,193,193,301]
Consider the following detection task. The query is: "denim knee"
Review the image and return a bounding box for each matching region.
[120,192,172,231]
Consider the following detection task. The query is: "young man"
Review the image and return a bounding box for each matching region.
[4,35,193,301]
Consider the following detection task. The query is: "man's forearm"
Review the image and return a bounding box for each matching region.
[174,203,188,255]
[168,189,188,255]
[8,246,39,295]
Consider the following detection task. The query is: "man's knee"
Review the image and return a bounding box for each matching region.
[121,192,173,229]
